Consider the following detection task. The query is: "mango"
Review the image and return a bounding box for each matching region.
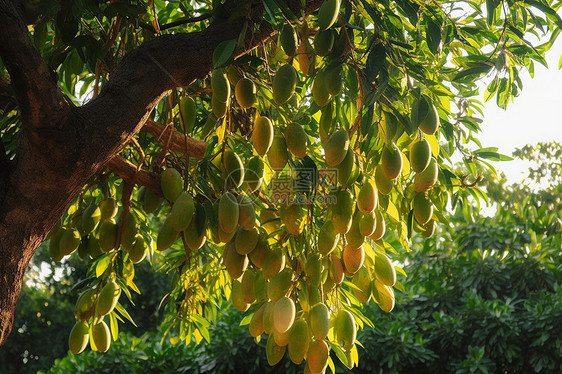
[329,254,345,285]
[369,210,386,241]
[374,164,393,195]
[345,213,365,249]
[336,147,354,186]
[59,228,81,256]
[323,129,349,166]
[168,192,194,232]
[412,97,439,135]
[318,220,339,255]
[241,269,257,304]
[317,0,341,31]
[335,310,356,350]
[268,135,289,170]
[69,320,89,354]
[211,69,230,103]
[325,64,343,96]
[422,219,435,238]
[120,212,138,251]
[75,289,97,321]
[263,249,285,280]
[179,96,196,133]
[254,271,268,301]
[184,203,207,250]
[231,279,250,312]
[359,211,376,237]
[226,65,242,86]
[319,104,333,142]
[267,268,293,301]
[211,94,227,118]
[243,156,265,193]
[306,253,323,287]
[274,296,295,333]
[157,217,177,251]
[342,245,364,274]
[331,189,353,234]
[91,320,110,353]
[310,303,330,340]
[274,327,290,347]
[410,138,431,173]
[352,266,371,303]
[263,301,276,334]
[219,192,239,234]
[96,279,121,316]
[414,157,438,192]
[235,77,256,108]
[285,122,308,159]
[413,193,433,225]
[99,220,117,253]
[273,64,298,106]
[141,187,161,214]
[249,302,266,337]
[99,198,117,221]
[314,29,335,56]
[266,333,286,366]
[261,210,280,234]
[374,251,396,287]
[297,35,315,76]
[161,168,183,202]
[357,180,377,213]
[237,195,256,231]
[288,319,309,364]
[312,70,330,107]
[223,149,244,189]
[279,23,298,57]
[81,204,101,234]
[129,234,148,263]
[381,143,403,180]
[280,196,307,235]
[372,279,395,312]
[307,339,329,374]
[235,227,259,255]
[223,241,248,279]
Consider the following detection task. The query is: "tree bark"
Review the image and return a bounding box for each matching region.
[0,0,324,346]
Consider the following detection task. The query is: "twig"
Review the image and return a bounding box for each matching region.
[141,120,207,158]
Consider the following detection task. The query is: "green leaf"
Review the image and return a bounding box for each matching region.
[212,39,236,68]
[426,19,441,54]
[115,302,137,327]
[109,312,119,341]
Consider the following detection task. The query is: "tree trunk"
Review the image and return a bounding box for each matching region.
[0,0,324,346]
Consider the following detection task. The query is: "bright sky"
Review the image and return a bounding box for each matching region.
[476,40,562,184]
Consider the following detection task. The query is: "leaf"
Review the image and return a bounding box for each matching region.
[426,19,441,54]
[212,39,236,68]
[453,64,493,82]
[95,254,111,277]
[115,302,137,327]
[366,43,385,83]
[386,201,400,222]
[262,0,285,29]
[486,0,501,26]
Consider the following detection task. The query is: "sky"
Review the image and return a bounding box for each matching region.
[475,39,562,184]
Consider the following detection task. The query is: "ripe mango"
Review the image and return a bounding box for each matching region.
[331,189,353,234]
[274,296,295,333]
[184,203,207,250]
[329,254,345,285]
[241,268,257,304]
[323,129,349,166]
[219,192,239,234]
[297,34,315,76]
[336,148,354,186]
[235,77,256,108]
[96,279,121,316]
[310,303,330,340]
[374,164,393,195]
[237,195,256,231]
[342,245,364,274]
[249,233,269,268]
[335,310,356,350]
[285,122,308,159]
[263,301,276,334]
[59,228,81,256]
[157,217,178,251]
[267,268,293,301]
[312,70,330,107]
[359,211,376,237]
[243,156,265,193]
[279,23,298,57]
[223,241,248,279]
[318,220,339,255]
[249,302,266,337]
[410,138,431,173]
[314,29,335,56]
[372,279,395,312]
[345,214,365,249]
[288,319,309,364]
[266,333,286,366]
[374,251,396,287]
[280,196,307,235]
[179,96,196,133]
[223,149,244,189]
[357,180,377,213]
[263,249,285,279]
[369,210,386,241]
[75,289,97,321]
[99,198,117,221]
[307,339,329,374]
[306,253,322,287]
[161,168,183,202]
[352,266,372,303]
[273,64,298,106]
[99,220,117,253]
[120,212,138,251]
[381,143,403,180]
[68,320,89,354]
[235,227,259,255]
[414,157,438,192]
[413,193,433,225]
[261,209,280,234]
[274,327,290,347]
[81,204,101,234]
[317,0,341,31]
[129,234,147,263]
[211,69,230,103]
[268,135,289,170]
[231,279,249,312]
[91,320,110,353]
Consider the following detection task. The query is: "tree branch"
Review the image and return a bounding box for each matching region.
[105,156,162,196]
[141,120,207,159]
[0,75,17,114]
[0,0,70,128]
[160,14,213,31]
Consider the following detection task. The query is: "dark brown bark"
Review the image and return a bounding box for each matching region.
[0,0,324,346]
